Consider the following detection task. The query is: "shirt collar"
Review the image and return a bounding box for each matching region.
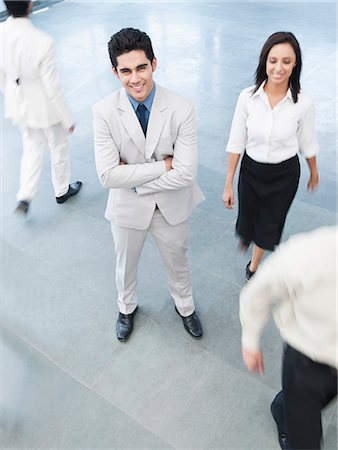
[252,80,294,103]
[285,88,293,102]
[251,81,266,99]
[7,16,31,26]
[127,83,156,112]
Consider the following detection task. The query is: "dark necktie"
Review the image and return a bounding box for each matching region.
[137,103,147,136]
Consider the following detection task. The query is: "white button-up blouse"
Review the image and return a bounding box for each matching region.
[226,82,319,164]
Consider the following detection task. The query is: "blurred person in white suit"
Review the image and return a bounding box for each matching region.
[93,28,204,342]
[240,226,337,449]
[0,0,82,214]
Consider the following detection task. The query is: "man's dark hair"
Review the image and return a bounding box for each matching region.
[108,28,155,69]
[253,31,302,103]
[4,1,31,17]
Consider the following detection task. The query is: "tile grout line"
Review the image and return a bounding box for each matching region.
[1,323,173,449]
[2,236,116,304]
[293,196,338,215]
[0,322,95,389]
[3,317,279,450]
[191,262,244,290]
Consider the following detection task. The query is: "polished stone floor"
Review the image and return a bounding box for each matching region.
[1,1,337,449]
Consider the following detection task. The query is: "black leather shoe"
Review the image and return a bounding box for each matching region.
[56,181,82,204]
[116,306,138,342]
[271,394,288,450]
[245,261,255,283]
[175,307,202,338]
[15,200,29,214]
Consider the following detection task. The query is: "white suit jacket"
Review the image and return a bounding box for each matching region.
[93,85,204,229]
[0,16,73,130]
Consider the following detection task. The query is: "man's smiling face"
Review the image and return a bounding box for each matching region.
[114,50,157,102]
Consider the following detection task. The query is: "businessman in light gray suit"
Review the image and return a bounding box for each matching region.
[93,28,204,342]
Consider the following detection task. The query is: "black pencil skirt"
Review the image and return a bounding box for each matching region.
[236,152,300,251]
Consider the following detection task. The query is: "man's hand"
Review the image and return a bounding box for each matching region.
[242,347,264,374]
[68,124,75,134]
[164,156,173,172]
[119,160,126,165]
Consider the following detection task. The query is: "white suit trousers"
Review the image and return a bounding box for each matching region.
[111,209,195,317]
[17,123,71,201]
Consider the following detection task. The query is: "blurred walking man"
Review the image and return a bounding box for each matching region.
[0,1,82,214]
[240,226,337,449]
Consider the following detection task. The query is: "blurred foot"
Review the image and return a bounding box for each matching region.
[15,200,29,215]
[56,181,82,204]
[271,392,288,450]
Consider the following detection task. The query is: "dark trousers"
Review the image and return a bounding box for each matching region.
[271,344,337,449]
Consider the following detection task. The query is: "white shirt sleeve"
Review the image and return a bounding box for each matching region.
[38,39,74,131]
[297,100,319,158]
[226,89,249,154]
[239,248,290,352]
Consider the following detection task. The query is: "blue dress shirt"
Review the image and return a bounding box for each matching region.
[127,83,156,127]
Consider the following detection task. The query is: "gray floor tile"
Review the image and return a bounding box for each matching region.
[190,266,283,391]
[2,241,119,386]
[1,326,85,448]
[39,392,173,449]
[1,326,172,450]
[283,199,337,239]
[187,208,234,266]
[323,423,338,450]
[194,225,249,289]
[24,209,116,299]
[93,322,280,449]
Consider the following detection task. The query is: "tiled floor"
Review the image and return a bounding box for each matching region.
[1,1,337,449]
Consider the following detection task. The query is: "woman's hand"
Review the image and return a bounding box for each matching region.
[223,185,234,208]
[223,153,240,208]
[306,156,319,192]
[307,170,319,191]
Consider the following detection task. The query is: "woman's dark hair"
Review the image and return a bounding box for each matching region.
[108,28,155,69]
[253,31,302,103]
[4,1,30,17]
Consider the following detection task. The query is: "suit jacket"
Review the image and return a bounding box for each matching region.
[0,16,73,130]
[93,85,204,229]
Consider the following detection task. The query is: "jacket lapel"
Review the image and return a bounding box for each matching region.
[118,89,145,157]
[145,87,167,160]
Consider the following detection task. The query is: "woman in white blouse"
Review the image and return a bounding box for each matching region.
[223,31,319,282]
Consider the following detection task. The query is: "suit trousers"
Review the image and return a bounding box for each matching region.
[17,123,71,201]
[271,344,337,450]
[111,209,195,316]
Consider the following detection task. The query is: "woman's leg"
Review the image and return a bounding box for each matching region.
[250,244,265,272]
